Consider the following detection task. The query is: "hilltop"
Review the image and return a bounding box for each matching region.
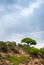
[0,41,44,65]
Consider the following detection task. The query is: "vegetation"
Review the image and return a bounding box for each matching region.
[40,47,44,58]
[0,41,8,53]
[6,55,20,65]
[0,38,44,65]
[19,55,29,62]
[21,38,36,46]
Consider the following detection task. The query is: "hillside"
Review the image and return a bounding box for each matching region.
[0,41,44,65]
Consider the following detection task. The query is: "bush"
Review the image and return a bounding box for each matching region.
[40,47,44,55]
[0,41,8,53]
[29,47,39,54]
[7,42,15,50]
[22,46,30,53]
[19,55,29,63]
[23,47,39,55]
[6,55,20,65]
[40,47,44,58]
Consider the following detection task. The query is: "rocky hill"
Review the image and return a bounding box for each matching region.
[0,41,44,65]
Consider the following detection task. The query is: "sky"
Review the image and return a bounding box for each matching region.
[0,0,44,48]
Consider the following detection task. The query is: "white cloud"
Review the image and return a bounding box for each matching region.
[0,24,6,40]
[3,31,44,48]
[21,0,44,16]
[0,12,21,29]
[34,42,44,48]
[0,0,44,48]
[5,33,24,43]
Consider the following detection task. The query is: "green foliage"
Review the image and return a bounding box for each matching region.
[0,41,8,53]
[7,41,16,49]
[23,46,39,55]
[40,47,44,55]
[30,40,37,45]
[7,41,18,53]
[0,40,44,60]
[21,38,32,44]
[21,38,36,46]
[6,54,29,65]
[23,45,30,53]
[6,55,20,65]
[19,55,29,62]
[7,42,14,50]
[29,47,39,54]
[40,47,44,58]
[0,41,19,53]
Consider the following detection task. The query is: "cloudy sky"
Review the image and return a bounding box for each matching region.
[0,0,44,48]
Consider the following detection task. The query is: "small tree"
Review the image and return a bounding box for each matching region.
[21,38,36,46]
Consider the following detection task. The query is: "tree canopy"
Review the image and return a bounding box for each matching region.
[21,38,36,46]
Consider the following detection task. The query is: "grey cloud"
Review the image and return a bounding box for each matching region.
[0,0,44,44]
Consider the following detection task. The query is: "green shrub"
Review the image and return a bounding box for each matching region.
[6,55,20,65]
[29,47,39,54]
[23,47,39,55]
[23,46,30,53]
[0,41,8,53]
[19,55,29,62]
[40,47,44,58]
[40,47,44,55]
